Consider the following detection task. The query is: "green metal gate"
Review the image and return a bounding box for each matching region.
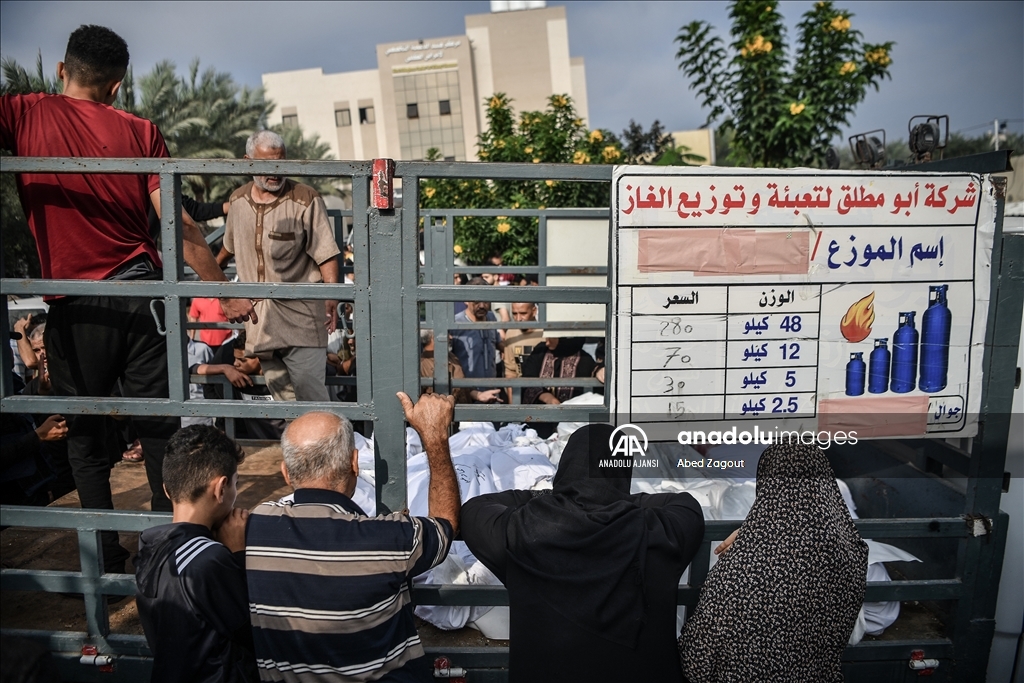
[1,154,1020,682]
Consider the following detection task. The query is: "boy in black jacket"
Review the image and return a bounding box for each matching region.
[135,425,258,683]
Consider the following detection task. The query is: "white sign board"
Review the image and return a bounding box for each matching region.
[610,167,997,441]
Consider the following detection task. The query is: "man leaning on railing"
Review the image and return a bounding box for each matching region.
[0,24,255,573]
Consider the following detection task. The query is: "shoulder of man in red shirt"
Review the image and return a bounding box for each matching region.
[1,92,168,160]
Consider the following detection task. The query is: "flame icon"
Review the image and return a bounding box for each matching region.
[841,292,875,343]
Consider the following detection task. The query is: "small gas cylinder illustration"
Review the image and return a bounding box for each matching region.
[919,285,951,393]
[846,352,866,396]
[868,338,890,394]
[891,311,919,393]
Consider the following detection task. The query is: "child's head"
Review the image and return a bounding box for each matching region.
[163,425,244,519]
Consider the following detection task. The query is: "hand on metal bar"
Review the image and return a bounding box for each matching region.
[220,298,258,324]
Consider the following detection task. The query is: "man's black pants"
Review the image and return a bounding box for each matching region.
[45,295,179,572]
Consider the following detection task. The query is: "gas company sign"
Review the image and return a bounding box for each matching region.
[609,167,998,440]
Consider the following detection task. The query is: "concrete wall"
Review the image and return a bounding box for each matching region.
[262,68,383,161]
[263,6,588,161]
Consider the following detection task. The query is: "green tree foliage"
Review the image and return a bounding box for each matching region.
[619,119,706,166]
[1,56,335,276]
[420,93,622,266]
[944,131,1024,159]
[676,0,893,167]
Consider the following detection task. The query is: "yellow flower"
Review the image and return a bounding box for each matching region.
[489,95,502,109]
[533,157,541,163]
[573,118,583,127]
[572,151,590,164]
[496,222,511,234]
[765,5,772,11]
[790,102,806,115]
[839,61,856,75]
[829,16,851,31]
[424,186,436,199]
[865,47,891,66]
[552,95,568,108]
[589,130,603,143]
[545,179,554,187]
[817,1,826,7]
[453,244,463,254]
[741,34,773,58]
[524,146,534,154]
[537,205,546,210]
[495,139,506,149]
[512,202,520,209]
[601,146,622,163]
[479,150,489,159]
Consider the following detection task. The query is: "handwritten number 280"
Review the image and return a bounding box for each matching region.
[659,317,683,336]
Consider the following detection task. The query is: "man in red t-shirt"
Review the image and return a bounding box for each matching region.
[0,25,256,572]
[188,298,234,350]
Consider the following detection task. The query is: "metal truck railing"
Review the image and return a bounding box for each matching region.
[1,154,1020,682]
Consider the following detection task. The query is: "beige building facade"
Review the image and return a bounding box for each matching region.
[262,3,588,162]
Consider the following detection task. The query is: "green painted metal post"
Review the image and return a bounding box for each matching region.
[77,529,110,645]
[158,172,188,405]
[952,177,1024,681]
[368,201,408,514]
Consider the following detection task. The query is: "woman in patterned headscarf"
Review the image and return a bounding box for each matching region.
[678,441,868,682]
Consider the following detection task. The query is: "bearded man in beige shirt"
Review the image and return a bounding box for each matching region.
[218,130,341,402]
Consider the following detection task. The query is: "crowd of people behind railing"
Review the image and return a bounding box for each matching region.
[2,24,872,683]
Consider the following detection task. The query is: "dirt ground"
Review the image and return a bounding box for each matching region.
[0,442,507,648]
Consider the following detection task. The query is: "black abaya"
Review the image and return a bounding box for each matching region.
[462,424,705,683]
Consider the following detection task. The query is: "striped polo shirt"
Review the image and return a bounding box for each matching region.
[246,488,453,682]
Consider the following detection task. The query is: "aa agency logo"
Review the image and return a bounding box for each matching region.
[609,424,649,458]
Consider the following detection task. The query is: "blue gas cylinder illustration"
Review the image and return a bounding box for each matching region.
[919,285,951,393]
[868,338,890,394]
[845,352,866,396]
[891,311,919,393]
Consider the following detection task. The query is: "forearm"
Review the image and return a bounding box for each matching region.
[151,189,226,283]
[183,220,229,282]
[17,339,37,370]
[422,432,461,535]
[215,247,233,269]
[181,196,227,223]
[319,256,339,284]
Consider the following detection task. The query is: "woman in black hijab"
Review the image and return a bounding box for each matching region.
[462,424,705,683]
[678,441,868,682]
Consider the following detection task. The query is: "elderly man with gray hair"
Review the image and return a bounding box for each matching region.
[218,130,341,402]
[245,392,460,682]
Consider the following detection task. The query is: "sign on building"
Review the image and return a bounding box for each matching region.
[610,167,998,441]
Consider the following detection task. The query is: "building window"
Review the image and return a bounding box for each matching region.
[444,155,456,161]
[359,106,375,125]
[281,114,298,128]
[407,103,419,119]
[335,109,351,127]
[439,100,451,116]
